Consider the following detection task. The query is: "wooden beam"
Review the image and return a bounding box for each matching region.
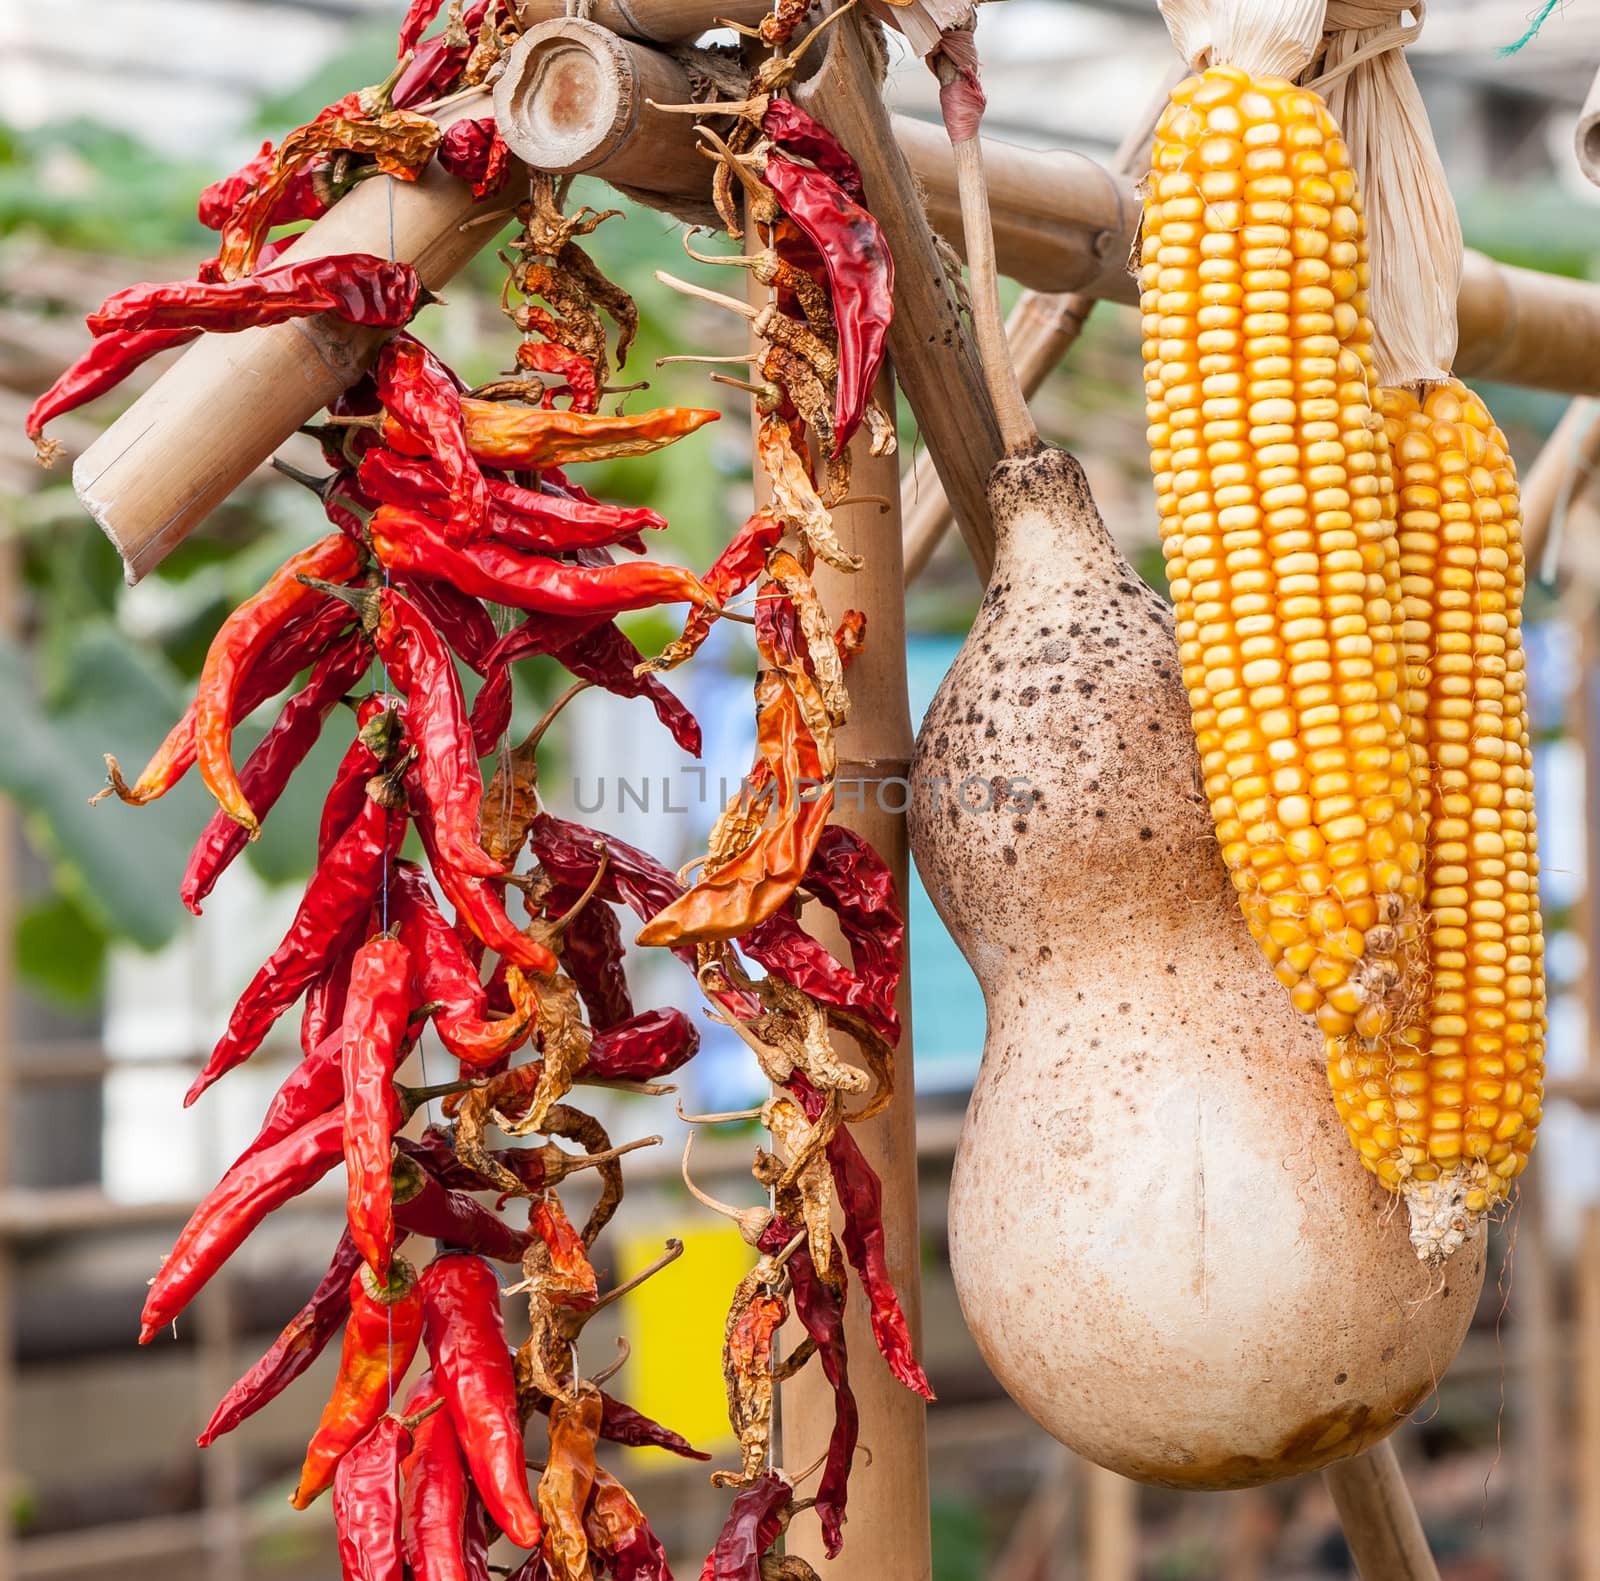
[514,0,771,40]
[1322,1441,1441,1581]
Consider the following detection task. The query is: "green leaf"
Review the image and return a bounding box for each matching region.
[0,622,205,951]
[15,892,108,1006]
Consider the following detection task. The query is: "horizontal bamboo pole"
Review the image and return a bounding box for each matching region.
[72,33,1600,580]
[72,95,505,584]
[515,0,771,41]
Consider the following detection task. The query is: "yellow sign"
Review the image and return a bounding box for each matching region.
[616,1221,751,1462]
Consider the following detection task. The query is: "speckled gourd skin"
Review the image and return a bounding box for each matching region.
[908,446,1482,1489]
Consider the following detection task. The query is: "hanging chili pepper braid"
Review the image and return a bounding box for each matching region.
[50,11,918,1569]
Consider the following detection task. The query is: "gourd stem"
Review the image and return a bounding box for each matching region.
[936,56,1039,457]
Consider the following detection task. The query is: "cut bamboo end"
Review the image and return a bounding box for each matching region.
[493,18,704,193]
[1577,65,1600,188]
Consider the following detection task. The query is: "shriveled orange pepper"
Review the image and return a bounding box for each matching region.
[637,668,832,947]
[382,400,719,470]
[538,1382,604,1581]
[193,533,363,835]
[530,1193,598,1310]
[291,1256,423,1508]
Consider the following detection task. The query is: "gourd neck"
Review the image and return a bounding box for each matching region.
[986,444,1128,587]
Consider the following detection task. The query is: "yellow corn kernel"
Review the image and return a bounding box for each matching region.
[1143,68,1424,1042]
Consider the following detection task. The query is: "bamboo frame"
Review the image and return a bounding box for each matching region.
[1322,1442,1441,1581]
[515,0,772,40]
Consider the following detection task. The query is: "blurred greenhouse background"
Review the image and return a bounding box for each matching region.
[4,1,1600,1578]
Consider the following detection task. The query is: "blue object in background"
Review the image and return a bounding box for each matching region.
[906,635,987,1094]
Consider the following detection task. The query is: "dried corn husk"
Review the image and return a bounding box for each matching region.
[1156,0,1329,81]
[1311,2,1461,387]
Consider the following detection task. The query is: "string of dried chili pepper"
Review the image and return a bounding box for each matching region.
[333,1415,413,1581]
[369,506,714,620]
[86,256,422,337]
[761,100,865,201]
[420,1253,545,1550]
[142,1106,368,1339]
[399,1370,481,1581]
[412,803,557,976]
[584,1466,671,1581]
[27,326,196,464]
[375,338,488,544]
[96,595,355,807]
[584,1007,699,1081]
[181,635,369,915]
[790,1074,933,1399]
[292,1257,424,1507]
[198,1229,367,1447]
[342,936,414,1278]
[699,1470,795,1581]
[758,1218,855,1555]
[193,532,364,834]
[438,117,511,199]
[391,1153,532,1264]
[186,789,408,1105]
[539,1383,604,1581]
[763,155,892,453]
[197,139,326,232]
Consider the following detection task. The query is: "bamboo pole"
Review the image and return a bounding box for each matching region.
[1083,1463,1137,1581]
[493,19,709,188]
[793,10,1003,583]
[1579,1205,1600,1581]
[1577,65,1600,189]
[901,290,1091,585]
[71,94,507,585]
[515,0,771,40]
[73,52,1600,581]
[1522,396,1600,573]
[1322,1441,1441,1581]
[1513,1167,1558,1581]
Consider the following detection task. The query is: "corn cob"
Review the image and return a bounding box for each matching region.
[1141,65,1426,1040]
[1327,379,1545,1257]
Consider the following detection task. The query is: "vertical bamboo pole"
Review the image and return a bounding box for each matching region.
[1513,1166,1557,1581]
[1579,1206,1600,1581]
[1322,1441,1441,1581]
[0,541,18,1581]
[1082,1463,1136,1581]
[778,371,929,1579]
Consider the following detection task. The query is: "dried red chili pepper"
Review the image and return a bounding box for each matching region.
[513,339,601,413]
[790,1074,933,1400]
[318,737,385,864]
[28,326,196,464]
[539,1383,603,1581]
[758,1219,855,1555]
[369,506,714,620]
[375,339,488,544]
[391,861,486,1020]
[238,1026,345,1167]
[391,1152,531,1264]
[699,1470,795,1581]
[558,895,632,1030]
[742,823,903,1045]
[715,1283,788,1489]
[193,532,364,834]
[293,1257,424,1507]
[304,925,364,1057]
[585,1007,699,1081]
[439,117,511,198]
[359,447,666,552]
[764,155,892,453]
[181,635,369,915]
[186,789,409,1105]
[378,400,718,471]
[420,1254,544,1550]
[386,571,499,675]
[413,803,557,976]
[96,594,354,807]
[655,509,784,671]
[331,585,501,878]
[762,99,864,201]
[584,1467,670,1581]
[342,936,414,1278]
[595,1390,711,1461]
[400,1371,481,1581]
[142,1107,374,1339]
[334,1415,412,1581]
[198,140,327,231]
[527,813,685,932]
[199,1230,367,1446]
[87,256,422,338]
